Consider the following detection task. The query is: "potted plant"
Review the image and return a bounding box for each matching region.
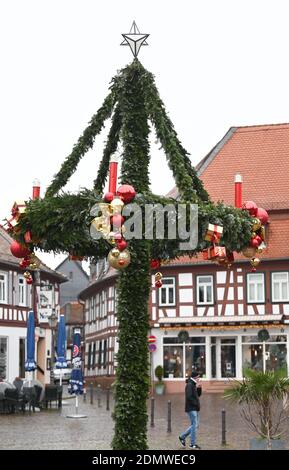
[224,368,289,449]
[154,365,165,395]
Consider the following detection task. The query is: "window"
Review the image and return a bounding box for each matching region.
[98,341,102,368]
[100,291,107,318]
[163,337,206,379]
[92,343,96,369]
[159,278,175,306]
[272,272,289,302]
[247,273,265,303]
[197,275,214,305]
[163,345,183,378]
[103,340,107,368]
[18,277,26,306]
[0,337,8,379]
[0,273,7,304]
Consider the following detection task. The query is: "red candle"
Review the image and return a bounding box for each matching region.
[234,174,242,208]
[32,178,41,199]
[108,155,119,195]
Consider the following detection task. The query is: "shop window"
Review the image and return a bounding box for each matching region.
[247,273,265,303]
[272,272,289,302]
[242,335,287,373]
[159,278,175,306]
[163,346,183,378]
[185,344,206,377]
[196,275,214,305]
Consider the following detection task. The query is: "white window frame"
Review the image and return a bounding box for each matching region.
[247,273,265,304]
[196,275,214,305]
[272,272,289,302]
[159,277,176,307]
[0,272,8,304]
[18,276,26,306]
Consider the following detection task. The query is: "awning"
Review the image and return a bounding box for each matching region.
[157,314,284,327]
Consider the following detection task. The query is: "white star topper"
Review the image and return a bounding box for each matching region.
[121,21,149,58]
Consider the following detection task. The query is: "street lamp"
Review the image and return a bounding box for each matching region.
[48,310,58,384]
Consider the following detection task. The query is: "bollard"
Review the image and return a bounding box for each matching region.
[106,387,110,411]
[167,400,172,433]
[90,382,94,405]
[83,386,87,403]
[97,384,102,408]
[150,397,155,427]
[221,409,226,445]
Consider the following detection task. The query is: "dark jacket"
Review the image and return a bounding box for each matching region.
[185,378,202,412]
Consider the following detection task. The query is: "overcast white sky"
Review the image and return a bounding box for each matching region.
[1,0,289,269]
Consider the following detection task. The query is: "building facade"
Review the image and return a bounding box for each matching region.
[0,227,66,384]
[79,123,289,392]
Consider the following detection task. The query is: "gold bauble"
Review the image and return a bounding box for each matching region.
[111,247,120,258]
[108,249,131,270]
[250,257,260,268]
[23,271,31,279]
[91,216,111,237]
[242,246,257,258]
[155,272,163,281]
[98,203,111,217]
[29,262,38,270]
[259,226,266,241]
[109,198,124,215]
[252,218,261,232]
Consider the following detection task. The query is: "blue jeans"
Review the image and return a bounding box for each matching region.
[180,410,199,445]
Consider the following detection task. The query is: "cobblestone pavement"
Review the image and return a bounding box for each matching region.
[0,391,288,450]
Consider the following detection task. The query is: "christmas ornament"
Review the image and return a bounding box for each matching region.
[104,192,115,203]
[155,280,163,288]
[251,218,261,232]
[110,214,125,229]
[108,248,131,270]
[250,257,260,268]
[204,223,223,243]
[26,277,33,285]
[116,238,128,251]
[19,258,30,269]
[250,235,262,248]
[256,207,269,225]
[242,201,258,217]
[91,216,111,237]
[117,184,136,204]
[69,254,84,261]
[23,271,31,279]
[242,246,257,258]
[203,245,226,261]
[109,198,124,214]
[155,272,163,281]
[10,241,30,259]
[110,247,121,258]
[150,259,161,270]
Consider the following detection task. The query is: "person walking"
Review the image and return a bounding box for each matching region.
[179,371,202,449]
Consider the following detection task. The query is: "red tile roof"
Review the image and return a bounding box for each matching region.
[168,123,289,264]
[199,123,289,210]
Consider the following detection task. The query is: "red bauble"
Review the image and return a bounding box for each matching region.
[155,280,163,288]
[19,258,30,269]
[242,201,258,217]
[150,259,161,270]
[26,277,33,285]
[10,241,30,259]
[111,214,125,228]
[116,239,128,251]
[256,207,269,225]
[250,236,262,248]
[104,192,115,203]
[117,184,136,204]
[251,267,257,273]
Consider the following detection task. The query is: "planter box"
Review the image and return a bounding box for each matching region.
[155,383,165,395]
[250,438,285,450]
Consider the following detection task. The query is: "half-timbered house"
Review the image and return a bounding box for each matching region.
[0,227,66,384]
[80,123,289,392]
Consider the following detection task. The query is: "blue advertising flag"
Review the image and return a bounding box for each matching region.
[56,314,67,369]
[25,311,36,371]
[68,332,84,395]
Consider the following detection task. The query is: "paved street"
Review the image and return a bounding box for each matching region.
[1,390,288,450]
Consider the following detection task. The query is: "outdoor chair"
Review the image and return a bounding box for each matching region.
[4,388,26,414]
[23,386,43,413]
[44,385,61,409]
